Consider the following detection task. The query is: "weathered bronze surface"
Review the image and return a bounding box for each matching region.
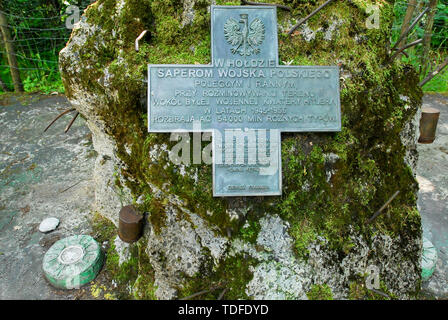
[118,205,143,243]
[147,6,341,196]
[418,107,440,144]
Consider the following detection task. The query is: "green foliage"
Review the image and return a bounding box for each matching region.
[392,0,448,93]
[1,0,446,94]
[0,0,90,93]
[423,68,448,92]
[306,284,334,300]
[239,218,261,244]
[433,1,448,49]
[177,253,257,300]
[393,0,448,50]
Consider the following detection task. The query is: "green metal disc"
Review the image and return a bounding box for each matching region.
[43,235,104,289]
[421,237,438,282]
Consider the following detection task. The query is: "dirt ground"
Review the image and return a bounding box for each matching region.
[0,94,114,300]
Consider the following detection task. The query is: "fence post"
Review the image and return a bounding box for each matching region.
[0,3,24,92]
[421,0,439,77]
[397,0,417,49]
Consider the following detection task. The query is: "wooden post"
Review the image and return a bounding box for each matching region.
[397,0,417,48]
[407,1,425,58]
[0,3,23,92]
[0,76,10,91]
[0,28,10,91]
[421,0,438,77]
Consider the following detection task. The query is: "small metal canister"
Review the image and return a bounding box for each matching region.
[418,107,440,144]
[118,205,144,243]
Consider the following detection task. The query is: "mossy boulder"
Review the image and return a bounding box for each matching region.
[59,0,423,299]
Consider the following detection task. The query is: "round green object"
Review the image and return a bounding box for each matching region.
[43,235,104,289]
[421,237,438,282]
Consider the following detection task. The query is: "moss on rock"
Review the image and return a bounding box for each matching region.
[60,0,423,299]
[306,284,333,300]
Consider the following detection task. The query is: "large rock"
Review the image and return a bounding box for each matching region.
[59,0,423,299]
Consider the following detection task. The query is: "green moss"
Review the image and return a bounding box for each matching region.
[306,284,334,300]
[290,219,318,258]
[239,217,262,244]
[215,0,241,5]
[90,212,155,300]
[348,266,408,300]
[348,280,398,300]
[90,211,116,244]
[147,197,168,235]
[106,241,139,286]
[132,239,158,300]
[177,253,257,300]
[216,255,257,299]
[155,16,182,44]
[63,0,423,299]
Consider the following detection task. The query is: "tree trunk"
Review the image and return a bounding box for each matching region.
[407,0,425,58]
[0,29,10,91]
[0,76,10,91]
[421,0,438,77]
[420,56,448,87]
[0,4,23,92]
[398,0,417,48]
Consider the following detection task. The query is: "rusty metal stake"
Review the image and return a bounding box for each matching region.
[135,30,148,52]
[389,38,423,63]
[367,191,400,224]
[43,108,76,132]
[64,111,79,133]
[288,0,335,36]
[391,7,429,51]
[418,107,440,144]
[118,205,144,243]
[419,57,448,87]
[241,0,292,11]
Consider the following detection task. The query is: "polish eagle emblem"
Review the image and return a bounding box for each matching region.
[224,14,265,56]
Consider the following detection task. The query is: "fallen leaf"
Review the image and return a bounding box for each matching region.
[20,205,30,214]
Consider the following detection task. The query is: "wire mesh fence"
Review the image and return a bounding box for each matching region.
[0,0,91,93]
[0,0,447,94]
[391,0,448,91]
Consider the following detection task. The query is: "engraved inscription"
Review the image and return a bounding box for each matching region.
[148,64,340,131]
[147,6,342,197]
